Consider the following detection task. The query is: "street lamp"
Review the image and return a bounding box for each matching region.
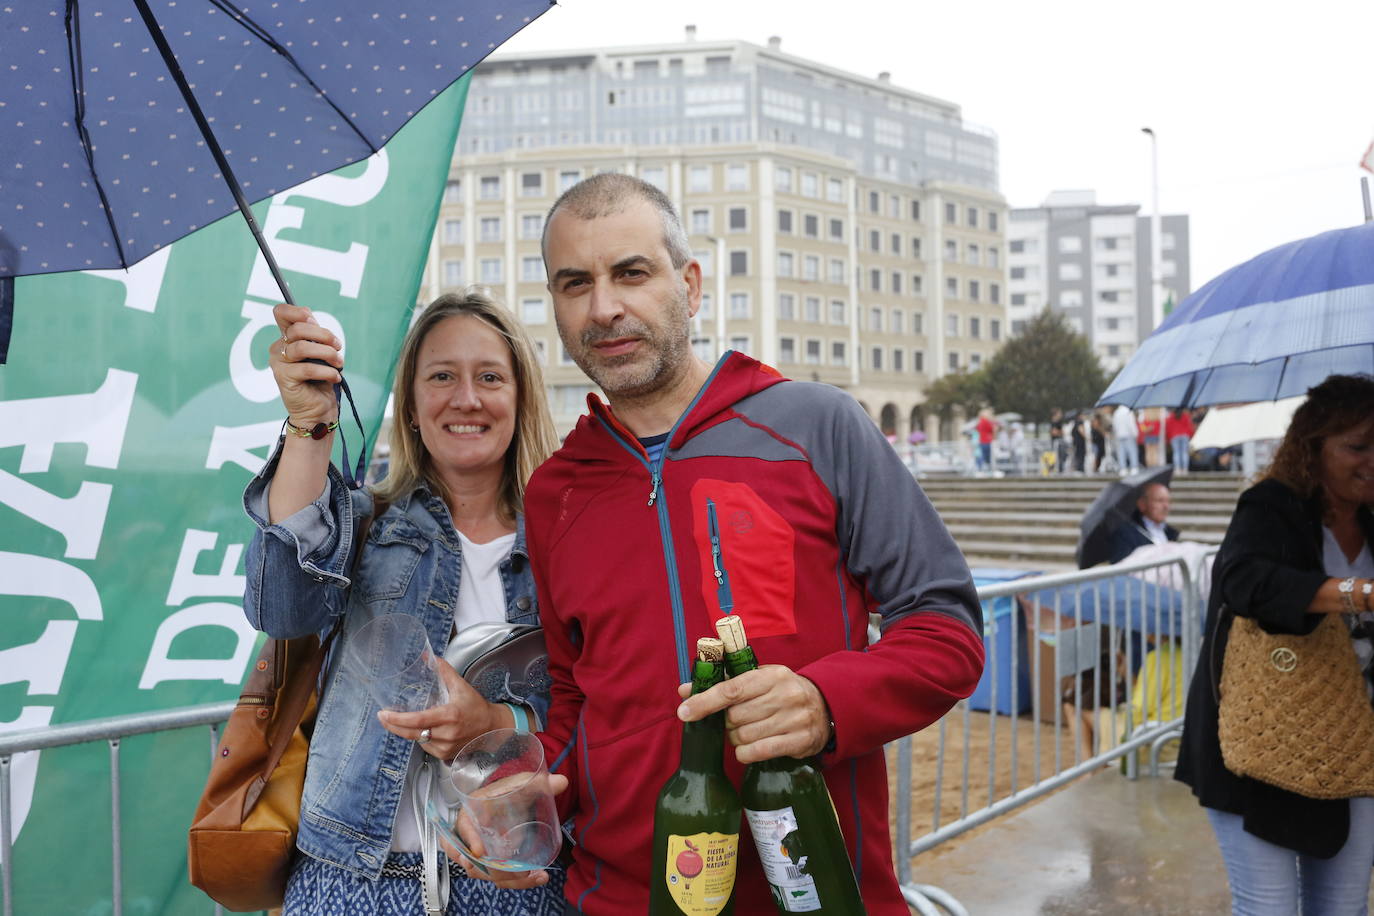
[705,235,727,357]
[1140,127,1164,332]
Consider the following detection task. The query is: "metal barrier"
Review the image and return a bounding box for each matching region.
[895,553,1213,914]
[0,701,242,916]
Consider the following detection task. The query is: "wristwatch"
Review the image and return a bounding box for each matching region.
[1339,576,1358,614]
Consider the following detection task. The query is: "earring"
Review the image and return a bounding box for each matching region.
[409,421,419,431]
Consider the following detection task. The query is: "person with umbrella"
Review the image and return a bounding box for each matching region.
[241,293,564,915]
[1175,373,1374,913]
[1106,480,1180,564]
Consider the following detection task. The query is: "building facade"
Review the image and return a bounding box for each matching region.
[1006,190,1190,371]
[425,33,1010,438]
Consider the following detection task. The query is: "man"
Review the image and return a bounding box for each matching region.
[1107,481,1180,563]
[1112,404,1139,474]
[504,174,984,914]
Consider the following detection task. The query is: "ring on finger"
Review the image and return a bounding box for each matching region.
[279,337,289,359]
[418,728,433,744]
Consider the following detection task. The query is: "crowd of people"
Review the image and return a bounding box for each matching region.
[239,171,1374,915]
[1045,404,1218,476]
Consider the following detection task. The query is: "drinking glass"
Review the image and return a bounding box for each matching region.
[345,614,448,712]
[445,728,560,871]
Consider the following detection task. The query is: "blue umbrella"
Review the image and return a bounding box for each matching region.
[1099,221,1374,408]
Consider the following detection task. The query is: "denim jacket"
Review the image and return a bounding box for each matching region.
[241,443,543,880]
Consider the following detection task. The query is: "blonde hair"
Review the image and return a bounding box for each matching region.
[373,290,558,522]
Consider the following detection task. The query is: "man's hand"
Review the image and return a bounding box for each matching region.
[676,665,832,764]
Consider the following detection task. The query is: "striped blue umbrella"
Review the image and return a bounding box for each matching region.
[1100,221,1374,408]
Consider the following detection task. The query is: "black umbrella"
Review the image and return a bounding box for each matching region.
[1075,465,1173,568]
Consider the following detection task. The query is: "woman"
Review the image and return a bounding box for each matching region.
[1176,373,1374,914]
[241,292,563,914]
[1167,407,1196,474]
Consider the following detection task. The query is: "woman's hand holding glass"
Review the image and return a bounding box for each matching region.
[377,657,508,763]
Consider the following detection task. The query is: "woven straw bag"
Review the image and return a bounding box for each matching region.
[1218,611,1374,799]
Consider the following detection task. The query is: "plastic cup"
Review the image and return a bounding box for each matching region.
[447,729,560,871]
[344,614,448,712]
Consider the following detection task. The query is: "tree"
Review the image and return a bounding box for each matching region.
[982,309,1110,422]
[922,367,990,420]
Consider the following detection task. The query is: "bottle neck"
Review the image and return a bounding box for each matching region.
[681,658,727,770]
[722,646,758,678]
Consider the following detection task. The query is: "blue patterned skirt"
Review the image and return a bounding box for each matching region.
[284,851,566,915]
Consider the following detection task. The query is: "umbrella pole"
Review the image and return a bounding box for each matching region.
[129,0,296,307]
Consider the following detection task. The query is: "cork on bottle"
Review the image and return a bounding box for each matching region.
[715,615,747,653]
[696,637,724,663]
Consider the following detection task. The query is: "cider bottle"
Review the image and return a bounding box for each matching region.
[714,615,865,914]
[650,638,742,916]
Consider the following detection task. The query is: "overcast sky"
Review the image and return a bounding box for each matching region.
[495,0,1373,291]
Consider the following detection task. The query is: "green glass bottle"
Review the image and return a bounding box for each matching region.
[714,615,865,915]
[650,638,743,916]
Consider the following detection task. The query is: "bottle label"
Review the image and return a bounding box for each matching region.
[663,831,739,916]
[743,807,823,912]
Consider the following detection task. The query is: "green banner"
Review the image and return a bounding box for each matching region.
[0,78,469,914]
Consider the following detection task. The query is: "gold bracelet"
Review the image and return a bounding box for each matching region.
[284,417,339,440]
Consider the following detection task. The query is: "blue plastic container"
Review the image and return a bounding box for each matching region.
[967,567,1038,716]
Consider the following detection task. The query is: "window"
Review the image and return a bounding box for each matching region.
[801,172,819,198]
[805,297,821,322]
[911,200,921,221]
[689,166,712,193]
[1058,235,1083,253]
[699,293,713,319]
[444,180,462,203]
[988,212,999,232]
[969,317,981,339]
[870,307,883,332]
[1104,263,1120,277]
[1010,265,1027,280]
[533,339,548,366]
[692,336,714,360]
[443,260,463,286]
[729,251,748,276]
[559,169,581,192]
[479,175,501,200]
[911,273,922,295]
[870,230,882,252]
[946,314,959,337]
[945,276,958,297]
[726,164,749,191]
[910,237,922,259]
[828,258,845,284]
[890,308,904,334]
[990,283,1000,305]
[890,233,901,256]
[1100,290,1119,303]
[890,195,901,219]
[1009,239,1025,254]
[1101,316,1121,330]
[521,214,543,240]
[641,166,667,192]
[692,209,711,235]
[945,202,957,224]
[831,340,848,366]
[912,312,923,334]
[478,216,502,243]
[871,347,884,370]
[827,177,844,203]
[988,247,999,268]
[777,209,793,233]
[893,348,904,372]
[1059,263,1082,281]
[1061,289,1084,307]
[803,255,820,281]
[829,218,844,241]
[1012,319,1027,335]
[868,190,880,213]
[1011,293,1026,306]
[805,338,822,365]
[948,351,959,371]
[990,319,1001,341]
[521,255,543,282]
[970,353,982,369]
[729,293,750,319]
[729,335,750,355]
[944,239,957,261]
[829,299,846,324]
[775,167,793,193]
[966,243,979,266]
[803,214,819,238]
[729,207,748,231]
[779,336,796,363]
[1107,344,1121,357]
[443,219,462,245]
[521,172,543,196]
[891,271,902,294]
[777,251,795,277]
[520,298,546,324]
[869,269,881,292]
[778,293,796,320]
[968,279,980,302]
[479,257,502,284]
[913,350,924,372]
[1163,232,1177,250]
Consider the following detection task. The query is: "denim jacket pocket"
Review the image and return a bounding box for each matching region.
[355,518,430,603]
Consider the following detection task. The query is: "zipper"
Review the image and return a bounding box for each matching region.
[706,498,734,615]
[647,469,661,507]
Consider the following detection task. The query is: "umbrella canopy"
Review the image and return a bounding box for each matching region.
[1191,396,1305,450]
[1076,465,1173,569]
[1099,222,1374,408]
[1,0,552,280]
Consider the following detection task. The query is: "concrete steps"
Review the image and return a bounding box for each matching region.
[919,472,1245,569]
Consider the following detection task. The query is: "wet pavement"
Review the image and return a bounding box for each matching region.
[909,768,1244,914]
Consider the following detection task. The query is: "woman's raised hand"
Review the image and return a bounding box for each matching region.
[271,302,343,428]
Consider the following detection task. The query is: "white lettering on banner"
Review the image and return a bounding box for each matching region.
[205,419,284,474]
[0,706,54,865]
[0,551,104,621]
[0,368,138,473]
[229,299,346,403]
[138,603,261,689]
[281,148,390,208]
[80,247,172,313]
[245,204,369,302]
[0,621,80,694]
[165,529,247,607]
[0,472,111,559]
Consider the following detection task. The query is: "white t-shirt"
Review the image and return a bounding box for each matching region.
[1323,527,1374,699]
[391,530,515,853]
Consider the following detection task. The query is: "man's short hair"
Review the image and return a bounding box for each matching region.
[543,173,692,269]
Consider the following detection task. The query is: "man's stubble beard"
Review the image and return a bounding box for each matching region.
[558,285,694,402]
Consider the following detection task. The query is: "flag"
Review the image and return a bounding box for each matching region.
[0,77,469,914]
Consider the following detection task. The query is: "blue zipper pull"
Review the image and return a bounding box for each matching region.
[647,469,661,507]
[706,499,734,614]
